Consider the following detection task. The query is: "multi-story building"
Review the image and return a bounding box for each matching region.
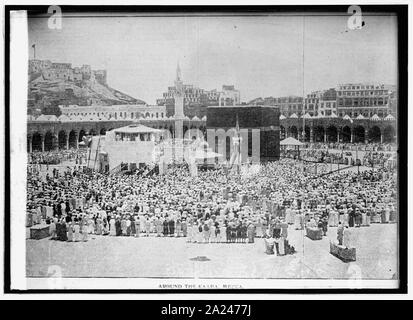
[29,59,52,73]
[265,96,303,117]
[317,88,337,117]
[304,91,322,116]
[248,83,396,119]
[156,84,239,107]
[336,83,395,118]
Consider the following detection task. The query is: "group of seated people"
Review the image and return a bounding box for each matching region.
[29,148,87,165]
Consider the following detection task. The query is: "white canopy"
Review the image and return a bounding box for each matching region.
[303,113,312,119]
[356,114,365,120]
[201,116,207,121]
[330,112,338,118]
[289,113,298,119]
[343,114,352,121]
[385,114,396,121]
[279,114,287,120]
[192,116,201,121]
[280,137,304,146]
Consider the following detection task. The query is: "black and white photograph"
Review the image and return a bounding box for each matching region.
[5,4,407,292]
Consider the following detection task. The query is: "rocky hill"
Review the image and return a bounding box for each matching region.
[28,73,145,113]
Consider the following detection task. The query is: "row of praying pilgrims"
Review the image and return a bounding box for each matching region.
[26,149,397,250]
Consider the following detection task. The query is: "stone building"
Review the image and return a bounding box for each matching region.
[261,96,303,117]
[59,104,166,121]
[28,59,106,84]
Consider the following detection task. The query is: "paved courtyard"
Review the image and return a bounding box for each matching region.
[26,223,398,280]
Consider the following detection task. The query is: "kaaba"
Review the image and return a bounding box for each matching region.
[206,106,280,161]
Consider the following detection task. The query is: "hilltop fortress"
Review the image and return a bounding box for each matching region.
[29,59,107,86]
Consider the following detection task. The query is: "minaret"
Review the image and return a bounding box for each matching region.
[174,62,184,119]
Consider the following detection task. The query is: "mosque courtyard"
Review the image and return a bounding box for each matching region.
[26,222,398,281]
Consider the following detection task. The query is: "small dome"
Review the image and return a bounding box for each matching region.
[58,114,70,122]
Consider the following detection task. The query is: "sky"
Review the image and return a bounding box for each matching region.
[28,12,398,105]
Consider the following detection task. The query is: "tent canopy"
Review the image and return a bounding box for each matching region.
[280,137,304,146]
[385,114,396,121]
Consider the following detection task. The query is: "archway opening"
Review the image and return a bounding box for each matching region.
[368,126,381,143]
[78,129,86,142]
[383,126,396,143]
[290,126,298,139]
[100,128,106,135]
[326,126,337,143]
[58,130,67,150]
[44,131,55,151]
[314,126,325,142]
[32,132,42,152]
[354,126,365,143]
[69,130,77,149]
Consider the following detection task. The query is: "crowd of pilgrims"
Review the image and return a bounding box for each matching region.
[28,148,87,166]
[26,152,397,246]
[282,144,395,168]
[303,142,396,152]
